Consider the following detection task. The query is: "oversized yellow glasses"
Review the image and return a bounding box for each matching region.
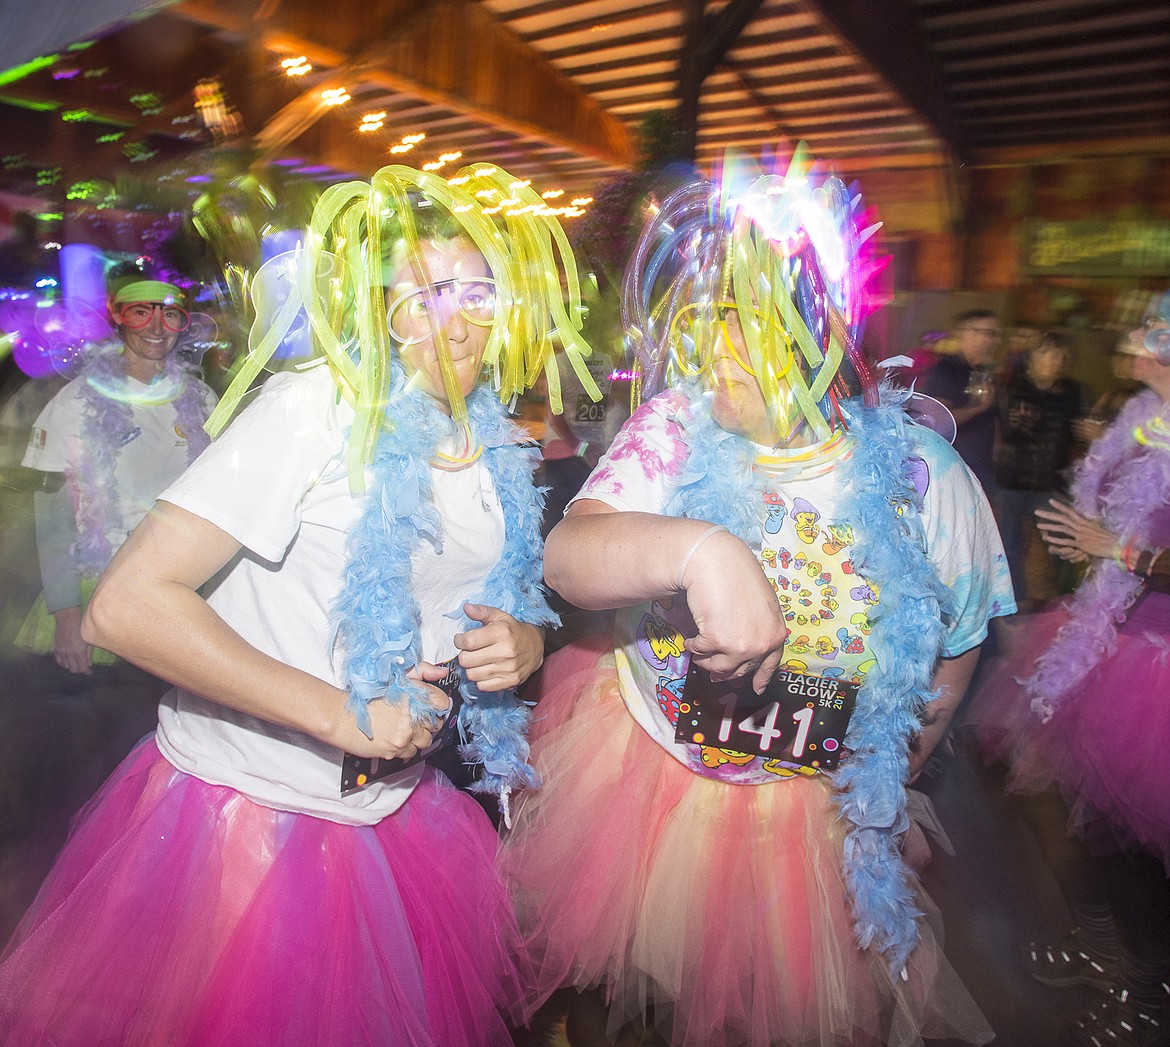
[667,302,795,380]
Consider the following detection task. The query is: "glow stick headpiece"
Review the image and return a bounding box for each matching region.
[206,163,599,488]
[622,148,884,442]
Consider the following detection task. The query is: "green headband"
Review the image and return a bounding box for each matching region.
[111,280,184,306]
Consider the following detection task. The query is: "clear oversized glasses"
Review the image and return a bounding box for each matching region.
[386,278,498,344]
[119,302,190,333]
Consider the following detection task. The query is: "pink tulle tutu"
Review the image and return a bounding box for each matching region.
[500,638,991,1047]
[0,739,530,1047]
[967,590,1170,870]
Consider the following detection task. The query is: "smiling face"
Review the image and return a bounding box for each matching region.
[116,301,183,380]
[386,238,494,412]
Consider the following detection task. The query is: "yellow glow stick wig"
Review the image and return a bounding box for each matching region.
[206,163,599,487]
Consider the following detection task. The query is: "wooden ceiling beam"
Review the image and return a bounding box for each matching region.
[971,134,1170,167]
[919,0,1160,34]
[677,0,768,159]
[951,59,1168,98]
[178,0,633,170]
[805,0,965,162]
[514,1,680,45]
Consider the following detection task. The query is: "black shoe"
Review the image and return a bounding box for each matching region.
[1023,930,1119,993]
[1069,984,1169,1047]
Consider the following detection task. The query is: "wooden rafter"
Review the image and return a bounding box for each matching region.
[181,0,634,170]
[808,0,965,163]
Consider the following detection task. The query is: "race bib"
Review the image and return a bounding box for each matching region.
[341,661,462,794]
[675,666,857,771]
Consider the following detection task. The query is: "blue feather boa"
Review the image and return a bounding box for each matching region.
[665,385,951,973]
[332,377,558,804]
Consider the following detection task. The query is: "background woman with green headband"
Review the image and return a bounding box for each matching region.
[498,157,1014,1047]
[18,275,217,675]
[0,164,596,1046]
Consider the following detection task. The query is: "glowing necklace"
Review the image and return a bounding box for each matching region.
[753,429,850,477]
[430,423,484,470]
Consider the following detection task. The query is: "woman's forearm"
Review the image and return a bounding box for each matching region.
[544,503,732,610]
[33,483,83,612]
[910,646,981,779]
[546,501,789,693]
[83,503,347,747]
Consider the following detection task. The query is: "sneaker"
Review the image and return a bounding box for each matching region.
[1023,930,1119,992]
[1069,985,1169,1047]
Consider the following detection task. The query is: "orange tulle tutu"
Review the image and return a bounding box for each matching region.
[500,638,992,1047]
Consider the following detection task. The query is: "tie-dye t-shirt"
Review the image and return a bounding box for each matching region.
[573,392,1015,785]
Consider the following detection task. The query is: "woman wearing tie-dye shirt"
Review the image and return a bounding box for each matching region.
[499,158,1013,1047]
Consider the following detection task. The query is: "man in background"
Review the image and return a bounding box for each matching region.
[919,309,1003,495]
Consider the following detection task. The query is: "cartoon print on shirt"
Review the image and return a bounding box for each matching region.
[788,634,813,654]
[849,580,879,605]
[700,746,756,769]
[792,497,821,544]
[762,759,819,778]
[892,457,931,528]
[905,456,930,501]
[763,490,788,534]
[836,627,865,655]
[821,523,853,556]
[636,610,686,671]
[851,658,877,685]
[656,676,686,726]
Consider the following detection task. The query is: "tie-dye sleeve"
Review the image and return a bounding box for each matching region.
[915,427,1017,656]
[570,392,689,516]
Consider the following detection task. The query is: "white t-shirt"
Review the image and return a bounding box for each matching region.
[156,365,506,824]
[23,373,217,550]
[575,392,1016,784]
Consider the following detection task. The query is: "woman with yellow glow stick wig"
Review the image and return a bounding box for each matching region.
[500,151,1013,1046]
[0,163,596,1047]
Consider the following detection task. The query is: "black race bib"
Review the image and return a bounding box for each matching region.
[340,660,463,794]
[675,666,857,771]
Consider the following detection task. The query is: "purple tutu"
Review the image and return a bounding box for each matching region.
[967,590,1170,870]
[0,739,530,1046]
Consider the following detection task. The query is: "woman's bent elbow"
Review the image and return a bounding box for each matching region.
[80,578,130,651]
